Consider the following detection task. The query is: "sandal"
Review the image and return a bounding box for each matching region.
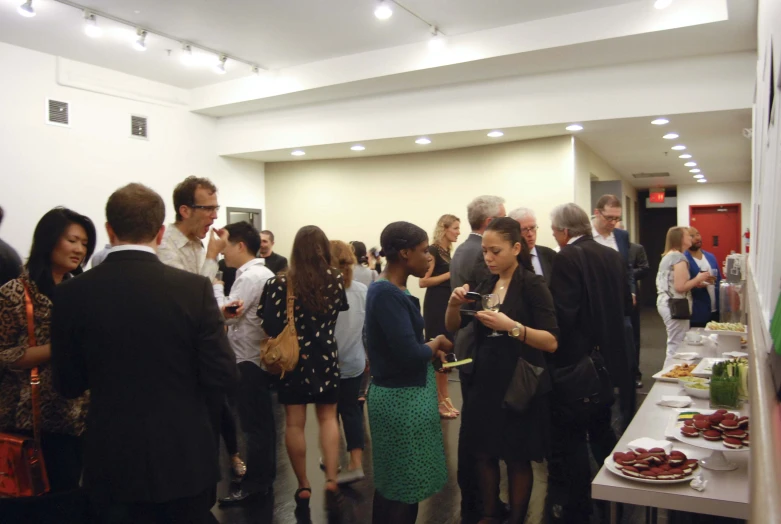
[294,487,311,511]
[443,397,460,415]
[439,401,458,419]
[230,454,247,477]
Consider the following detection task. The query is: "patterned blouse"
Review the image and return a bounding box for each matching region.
[0,274,89,436]
[257,272,348,398]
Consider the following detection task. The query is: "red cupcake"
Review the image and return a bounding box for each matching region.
[703,429,723,441]
[622,466,641,478]
[681,426,700,438]
[668,468,685,479]
[693,414,708,421]
[738,416,749,429]
[723,437,743,449]
[723,413,737,420]
[683,419,695,427]
[708,414,724,426]
[743,435,750,447]
[684,459,699,470]
[694,419,711,431]
[719,419,739,431]
[724,429,747,440]
[669,451,686,466]
[715,409,728,415]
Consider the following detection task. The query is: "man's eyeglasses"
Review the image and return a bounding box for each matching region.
[521,226,539,234]
[189,205,220,213]
[598,210,622,223]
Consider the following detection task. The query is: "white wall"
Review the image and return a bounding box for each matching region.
[676,182,752,250]
[0,41,266,258]
[264,136,574,301]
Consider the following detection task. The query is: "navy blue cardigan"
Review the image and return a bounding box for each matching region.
[684,250,721,324]
[364,279,432,388]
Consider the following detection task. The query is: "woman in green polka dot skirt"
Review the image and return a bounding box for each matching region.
[364,222,452,524]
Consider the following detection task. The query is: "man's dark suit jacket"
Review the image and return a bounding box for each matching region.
[449,233,492,368]
[51,249,238,504]
[628,242,650,283]
[613,227,636,295]
[548,236,631,382]
[0,237,22,288]
[534,244,557,284]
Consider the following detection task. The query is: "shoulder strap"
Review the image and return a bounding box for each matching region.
[285,280,296,331]
[22,282,43,451]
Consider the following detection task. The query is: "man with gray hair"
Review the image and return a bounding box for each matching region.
[450,194,506,522]
[545,203,631,523]
[509,207,557,283]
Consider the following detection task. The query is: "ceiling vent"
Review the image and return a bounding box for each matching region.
[131,115,148,139]
[632,172,670,179]
[46,99,69,127]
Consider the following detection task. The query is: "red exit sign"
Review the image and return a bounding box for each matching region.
[650,189,665,203]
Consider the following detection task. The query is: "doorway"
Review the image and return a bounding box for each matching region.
[689,204,741,268]
[638,189,678,308]
[226,207,263,230]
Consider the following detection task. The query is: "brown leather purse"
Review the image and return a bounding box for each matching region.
[0,283,50,497]
[260,282,300,377]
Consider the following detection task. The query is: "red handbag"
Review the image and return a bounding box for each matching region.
[0,283,51,497]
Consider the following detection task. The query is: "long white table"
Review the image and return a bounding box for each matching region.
[591,348,750,521]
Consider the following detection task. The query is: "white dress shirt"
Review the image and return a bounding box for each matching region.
[692,255,717,312]
[213,258,275,366]
[158,223,218,279]
[529,246,544,276]
[591,225,619,252]
[109,244,157,255]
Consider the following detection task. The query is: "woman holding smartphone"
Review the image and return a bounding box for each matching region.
[445,217,558,524]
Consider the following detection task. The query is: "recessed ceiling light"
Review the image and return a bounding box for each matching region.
[566,124,583,131]
[17,0,34,17]
[415,137,432,145]
[697,179,707,183]
[374,0,393,20]
[689,168,701,173]
[84,12,103,38]
[429,27,446,50]
[651,118,669,125]
[133,29,147,51]
[679,154,692,159]
[684,162,697,167]
[291,150,306,156]
[671,145,686,150]
[351,145,365,151]
[654,0,673,9]
[693,174,705,179]
[487,131,504,138]
[663,133,679,140]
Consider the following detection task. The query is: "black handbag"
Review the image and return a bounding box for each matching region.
[503,357,551,413]
[668,297,691,320]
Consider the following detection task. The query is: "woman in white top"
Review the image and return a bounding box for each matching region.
[331,240,369,485]
[656,226,712,357]
[350,241,378,287]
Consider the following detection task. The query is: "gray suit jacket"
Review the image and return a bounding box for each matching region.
[449,233,491,373]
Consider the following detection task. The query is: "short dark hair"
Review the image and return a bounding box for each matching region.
[380,222,428,263]
[350,241,368,265]
[27,207,97,298]
[0,206,4,226]
[225,222,261,254]
[261,230,275,243]
[106,183,165,243]
[596,194,622,210]
[173,176,217,222]
[484,217,533,272]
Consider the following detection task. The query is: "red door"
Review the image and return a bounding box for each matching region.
[689,204,741,271]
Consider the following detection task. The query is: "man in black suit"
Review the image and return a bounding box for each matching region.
[626,238,650,387]
[449,195,506,523]
[546,203,632,523]
[509,207,557,283]
[51,183,238,524]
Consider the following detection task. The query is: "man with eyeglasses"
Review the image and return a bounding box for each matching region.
[509,207,557,285]
[158,176,229,278]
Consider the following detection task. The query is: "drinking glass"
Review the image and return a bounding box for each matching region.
[482,294,502,337]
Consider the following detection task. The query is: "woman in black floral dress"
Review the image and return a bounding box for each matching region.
[257,225,348,515]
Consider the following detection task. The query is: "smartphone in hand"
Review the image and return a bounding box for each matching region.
[225,303,240,314]
[465,291,482,302]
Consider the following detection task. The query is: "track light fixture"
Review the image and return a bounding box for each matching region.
[214,55,228,75]
[374,0,393,20]
[18,0,35,17]
[180,44,194,66]
[133,29,147,51]
[84,11,102,38]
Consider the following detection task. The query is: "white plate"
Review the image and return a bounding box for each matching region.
[665,409,750,452]
[672,352,701,361]
[692,358,729,377]
[683,340,704,346]
[704,328,747,337]
[603,455,696,484]
[652,364,699,382]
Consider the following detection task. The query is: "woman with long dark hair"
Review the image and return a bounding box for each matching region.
[445,217,558,524]
[420,214,461,419]
[257,225,347,515]
[0,207,96,493]
[364,221,452,524]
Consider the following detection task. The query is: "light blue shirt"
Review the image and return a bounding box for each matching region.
[334,281,368,378]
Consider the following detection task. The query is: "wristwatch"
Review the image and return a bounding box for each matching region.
[510,322,522,338]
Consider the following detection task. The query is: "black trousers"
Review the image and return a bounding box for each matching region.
[220,398,239,457]
[90,488,218,524]
[631,303,641,378]
[547,400,617,523]
[236,362,276,494]
[337,374,365,451]
[457,372,481,519]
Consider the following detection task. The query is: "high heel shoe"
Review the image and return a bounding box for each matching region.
[230,454,247,477]
[443,397,460,416]
[294,487,311,512]
[324,480,344,514]
[439,401,458,419]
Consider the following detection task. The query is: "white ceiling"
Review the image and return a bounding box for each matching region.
[229,109,751,190]
[0,0,638,88]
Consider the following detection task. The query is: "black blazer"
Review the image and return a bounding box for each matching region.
[628,243,650,282]
[51,250,238,504]
[534,245,557,284]
[613,228,636,295]
[548,237,631,382]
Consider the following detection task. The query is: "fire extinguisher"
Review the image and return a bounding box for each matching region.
[744,228,750,253]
